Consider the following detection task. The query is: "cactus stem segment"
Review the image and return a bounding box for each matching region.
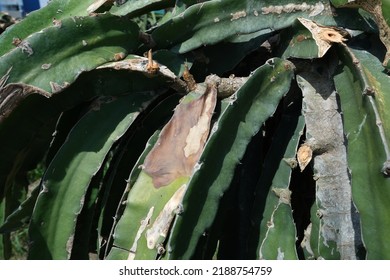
[367,95,390,176]
[128,206,154,260]
[342,0,390,67]
[340,45,390,175]
[340,45,375,96]
[145,185,187,250]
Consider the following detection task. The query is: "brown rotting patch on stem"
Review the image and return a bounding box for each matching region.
[143,85,217,188]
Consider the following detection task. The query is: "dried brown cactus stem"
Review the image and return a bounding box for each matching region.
[146,49,160,74]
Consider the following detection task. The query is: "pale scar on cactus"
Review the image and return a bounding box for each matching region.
[145,185,187,250]
[128,206,154,260]
[261,3,325,16]
[297,17,348,57]
[297,144,313,172]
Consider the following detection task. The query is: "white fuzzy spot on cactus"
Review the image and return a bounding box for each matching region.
[193,162,203,173]
[175,203,184,215]
[261,2,324,17]
[267,220,274,228]
[272,188,292,204]
[128,206,154,260]
[82,40,88,46]
[266,58,276,67]
[214,17,220,23]
[50,81,70,93]
[301,223,314,258]
[254,10,259,16]
[227,92,237,105]
[40,181,49,193]
[66,235,74,259]
[41,63,52,70]
[230,10,247,21]
[145,185,187,250]
[52,18,62,28]
[277,248,285,260]
[18,41,34,56]
[211,122,219,135]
